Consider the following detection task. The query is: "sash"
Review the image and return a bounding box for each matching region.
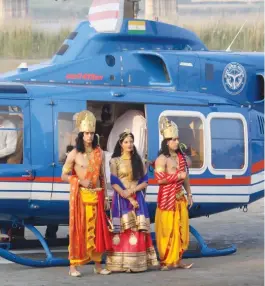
[156,152,186,211]
[110,173,149,233]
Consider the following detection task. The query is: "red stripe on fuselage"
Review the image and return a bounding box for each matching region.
[0,160,263,185]
[252,160,264,174]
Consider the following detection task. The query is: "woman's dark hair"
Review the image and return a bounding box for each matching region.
[112,132,144,181]
[75,132,99,153]
[158,138,189,174]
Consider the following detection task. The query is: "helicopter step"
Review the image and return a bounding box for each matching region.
[0,222,69,267]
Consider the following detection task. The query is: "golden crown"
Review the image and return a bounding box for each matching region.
[159,116,179,139]
[76,110,96,133]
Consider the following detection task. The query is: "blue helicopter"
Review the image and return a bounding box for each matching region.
[0,0,263,267]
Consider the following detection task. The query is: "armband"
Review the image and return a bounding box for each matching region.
[62,164,72,174]
[155,166,165,173]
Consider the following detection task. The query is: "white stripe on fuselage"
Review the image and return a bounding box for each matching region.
[0,171,263,203]
[251,171,264,185]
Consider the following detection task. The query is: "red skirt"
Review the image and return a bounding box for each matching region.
[106,229,158,272]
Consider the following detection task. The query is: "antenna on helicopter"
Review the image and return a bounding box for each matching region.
[125,0,141,19]
[226,19,248,52]
[131,0,141,18]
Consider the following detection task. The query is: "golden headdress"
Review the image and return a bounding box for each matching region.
[119,128,133,141]
[76,110,96,133]
[159,116,179,139]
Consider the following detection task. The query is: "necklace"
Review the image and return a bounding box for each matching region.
[170,152,177,158]
[84,146,93,157]
[121,152,131,160]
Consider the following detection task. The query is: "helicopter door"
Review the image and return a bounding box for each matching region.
[52,99,86,202]
[0,100,31,207]
[30,98,54,210]
[206,111,250,204]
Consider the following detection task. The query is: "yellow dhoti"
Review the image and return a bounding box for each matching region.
[155,197,189,266]
[70,189,102,266]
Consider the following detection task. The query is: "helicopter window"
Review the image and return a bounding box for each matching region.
[56,44,69,56]
[210,118,245,170]
[0,106,23,165]
[205,63,214,81]
[167,115,204,169]
[57,112,78,164]
[67,32,78,40]
[106,55,116,67]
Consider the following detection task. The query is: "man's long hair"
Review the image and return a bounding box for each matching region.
[158,138,189,174]
[75,132,99,153]
[112,132,144,181]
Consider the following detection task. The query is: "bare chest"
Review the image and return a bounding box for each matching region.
[166,156,180,174]
[74,152,96,174]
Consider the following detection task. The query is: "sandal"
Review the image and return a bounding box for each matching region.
[160,266,170,271]
[69,270,82,277]
[94,268,111,275]
[176,262,193,269]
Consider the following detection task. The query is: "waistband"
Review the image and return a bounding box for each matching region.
[176,190,185,199]
[80,187,102,193]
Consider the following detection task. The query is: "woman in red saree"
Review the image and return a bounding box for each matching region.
[106,129,158,272]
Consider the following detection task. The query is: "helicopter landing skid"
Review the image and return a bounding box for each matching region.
[151,225,237,259]
[0,223,69,267]
[184,225,237,258]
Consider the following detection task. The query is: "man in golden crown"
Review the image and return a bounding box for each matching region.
[61,110,112,277]
[154,116,193,271]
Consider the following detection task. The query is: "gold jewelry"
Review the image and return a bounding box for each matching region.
[121,152,131,160]
[176,190,185,199]
[170,152,177,158]
[119,128,133,142]
[84,146,93,157]
[62,164,72,174]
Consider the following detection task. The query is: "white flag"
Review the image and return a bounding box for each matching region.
[88,0,125,33]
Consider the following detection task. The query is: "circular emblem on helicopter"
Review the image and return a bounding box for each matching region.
[222,62,247,95]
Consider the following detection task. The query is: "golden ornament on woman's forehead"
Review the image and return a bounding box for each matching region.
[76,110,96,133]
[120,128,133,141]
[124,128,131,134]
[159,116,179,139]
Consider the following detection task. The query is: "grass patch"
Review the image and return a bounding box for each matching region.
[0,20,263,59]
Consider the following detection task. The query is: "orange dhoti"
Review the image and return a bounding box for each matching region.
[155,196,189,267]
[68,147,112,266]
[70,188,103,266]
